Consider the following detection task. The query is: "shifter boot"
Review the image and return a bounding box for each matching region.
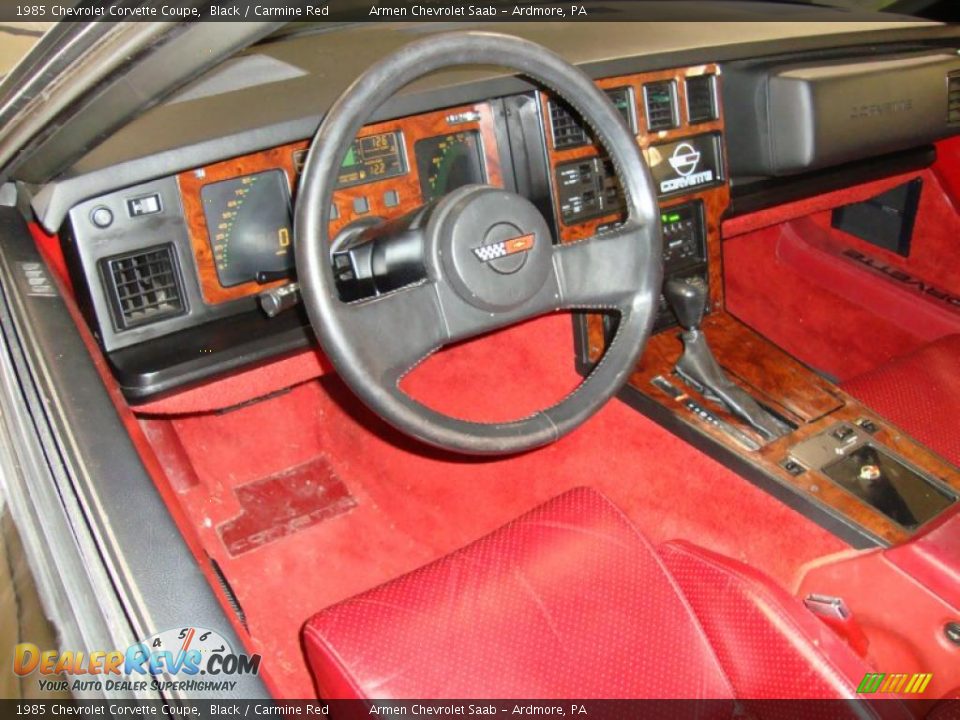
[675,329,791,441]
[662,278,791,442]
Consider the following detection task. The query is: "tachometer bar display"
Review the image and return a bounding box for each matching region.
[201,169,293,288]
[336,131,406,188]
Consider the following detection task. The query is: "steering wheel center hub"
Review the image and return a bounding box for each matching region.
[437,187,552,313]
[480,222,530,275]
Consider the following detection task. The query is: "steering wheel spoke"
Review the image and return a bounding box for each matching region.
[552,221,652,311]
[344,281,447,385]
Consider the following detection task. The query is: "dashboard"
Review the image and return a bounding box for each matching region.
[56,28,960,401]
[58,61,739,400]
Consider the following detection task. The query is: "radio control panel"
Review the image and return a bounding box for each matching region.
[660,201,705,272]
[655,200,708,332]
[555,157,624,225]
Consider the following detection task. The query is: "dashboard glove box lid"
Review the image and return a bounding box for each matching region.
[724,51,960,177]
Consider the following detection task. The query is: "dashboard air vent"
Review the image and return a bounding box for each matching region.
[549,99,589,150]
[949,72,960,125]
[643,81,678,131]
[686,75,717,124]
[100,244,186,331]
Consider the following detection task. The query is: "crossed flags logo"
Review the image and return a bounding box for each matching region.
[472,233,535,262]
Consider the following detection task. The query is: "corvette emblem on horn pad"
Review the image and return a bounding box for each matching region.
[472,233,536,263]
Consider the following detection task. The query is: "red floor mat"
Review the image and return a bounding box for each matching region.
[140,314,846,699]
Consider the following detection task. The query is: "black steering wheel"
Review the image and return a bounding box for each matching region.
[295,32,662,455]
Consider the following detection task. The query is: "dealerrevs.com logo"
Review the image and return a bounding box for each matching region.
[13,627,261,694]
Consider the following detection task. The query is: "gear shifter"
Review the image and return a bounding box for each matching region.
[665,278,708,331]
[664,278,791,442]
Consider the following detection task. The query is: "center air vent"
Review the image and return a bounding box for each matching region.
[644,81,679,131]
[549,88,635,149]
[549,99,589,150]
[100,244,186,331]
[949,72,960,125]
[686,75,717,124]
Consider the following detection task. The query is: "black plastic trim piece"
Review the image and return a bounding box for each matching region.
[722,50,960,177]
[729,145,936,216]
[0,206,268,699]
[503,92,555,228]
[110,305,314,402]
[830,177,923,257]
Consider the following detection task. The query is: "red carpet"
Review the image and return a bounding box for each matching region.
[139,313,846,699]
[723,167,960,381]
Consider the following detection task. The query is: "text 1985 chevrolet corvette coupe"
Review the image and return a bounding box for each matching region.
[1,7,959,713]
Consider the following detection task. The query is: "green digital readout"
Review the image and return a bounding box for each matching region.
[661,211,682,224]
[336,131,406,188]
[341,145,359,168]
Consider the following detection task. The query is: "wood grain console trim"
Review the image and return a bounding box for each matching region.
[552,67,959,545]
[539,64,727,338]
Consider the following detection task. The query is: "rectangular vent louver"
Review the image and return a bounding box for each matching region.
[644,81,678,132]
[643,80,680,132]
[686,75,717,124]
[101,244,186,330]
[549,88,634,149]
[549,99,589,150]
[949,72,960,125]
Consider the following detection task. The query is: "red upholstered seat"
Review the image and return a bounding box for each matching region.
[303,488,892,703]
[841,334,960,467]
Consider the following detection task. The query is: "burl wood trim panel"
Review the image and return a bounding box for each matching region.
[539,64,728,311]
[177,102,502,305]
[544,65,960,543]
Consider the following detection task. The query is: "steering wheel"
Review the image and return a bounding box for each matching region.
[295,31,662,455]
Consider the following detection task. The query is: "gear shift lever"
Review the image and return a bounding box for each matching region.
[664,278,791,442]
[664,278,707,331]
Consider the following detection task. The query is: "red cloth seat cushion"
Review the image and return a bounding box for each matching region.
[842,335,960,467]
[303,488,882,701]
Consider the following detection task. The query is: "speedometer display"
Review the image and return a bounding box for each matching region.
[202,170,293,288]
[415,131,487,201]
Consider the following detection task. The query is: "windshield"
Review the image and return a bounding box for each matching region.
[0,22,51,81]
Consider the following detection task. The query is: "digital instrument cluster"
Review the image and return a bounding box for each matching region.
[335,131,406,188]
[198,128,489,290]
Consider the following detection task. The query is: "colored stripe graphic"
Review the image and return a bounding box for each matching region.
[857,673,885,694]
[858,672,932,694]
[905,674,933,694]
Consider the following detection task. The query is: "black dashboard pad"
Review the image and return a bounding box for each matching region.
[724,52,960,177]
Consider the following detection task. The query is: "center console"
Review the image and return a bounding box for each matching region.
[542,65,960,548]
